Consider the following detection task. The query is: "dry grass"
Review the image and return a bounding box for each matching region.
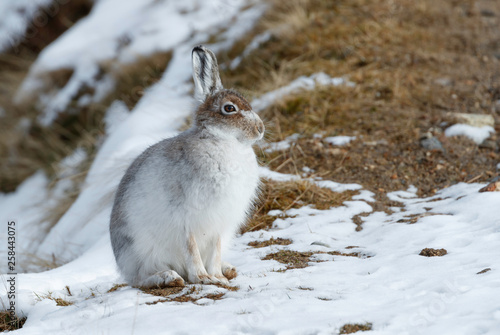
[34,292,73,306]
[340,322,373,334]
[0,312,26,332]
[419,248,448,257]
[263,250,314,271]
[143,284,234,305]
[248,237,293,248]
[107,283,128,293]
[263,248,369,272]
[219,0,500,221]
[243,178,357,232]
[477,268,491,275]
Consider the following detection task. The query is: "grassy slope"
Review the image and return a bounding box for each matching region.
[221,0,500,226]
[1,1,499,330]
[1,0,499,234]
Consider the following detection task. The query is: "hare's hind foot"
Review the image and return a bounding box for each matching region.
[139,270,185,288]
[222,261,237,280]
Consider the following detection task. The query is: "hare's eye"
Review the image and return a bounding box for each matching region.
[222,104,237,114]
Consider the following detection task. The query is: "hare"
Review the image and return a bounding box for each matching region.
[109,45,264,288]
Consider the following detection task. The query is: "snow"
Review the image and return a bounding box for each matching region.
[229,31,272,70]
[1,1,500,333]
[103,100,130,135]
[324,135,356,146]
[0,0,52,52]
[261,133,299,153]
[2,173,500,334]
[251,72,355,112]
[444,124,495,144]
[15,0,266,125]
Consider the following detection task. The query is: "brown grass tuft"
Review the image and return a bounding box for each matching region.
[244,178,357,233]
[419,248,448,257]
[248,237,293,248]
[144,285,231,305]
[477,268,491,275]
[263,250,314,271]
[53,298,73,306]
[34,292,73,306]
[263,248,370,272]
[107,283,128,293]
[340,322,373,334]
[0,312,26,332]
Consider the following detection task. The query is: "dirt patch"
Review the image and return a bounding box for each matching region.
[263,250,314,271]
[263,249,369,271]
[258,96,498,200]
[339,323,373,334]
[419,248,448,257]
[0,312,26,332]
[144,285,232,305]
[144,286,194,304]
[477,268,491,275]
[248,237,293,248]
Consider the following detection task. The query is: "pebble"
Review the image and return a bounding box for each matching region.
[479,139,498,151]
[447,112,495,128]
[420,133,444,152]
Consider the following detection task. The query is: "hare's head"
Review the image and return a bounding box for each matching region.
[191,45,264,144]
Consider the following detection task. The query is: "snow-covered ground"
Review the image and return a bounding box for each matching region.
[2,172,500,334]
[1,0,500,334]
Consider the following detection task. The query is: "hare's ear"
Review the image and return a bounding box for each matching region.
[192,45,223,102]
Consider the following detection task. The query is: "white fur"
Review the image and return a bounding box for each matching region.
[110,45,263,287]
[123,132,258,284]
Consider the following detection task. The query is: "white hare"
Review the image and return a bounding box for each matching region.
[110,45,264,288]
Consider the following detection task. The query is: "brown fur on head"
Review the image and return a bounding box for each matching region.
[192,45,263,144]
[195,89,264,144]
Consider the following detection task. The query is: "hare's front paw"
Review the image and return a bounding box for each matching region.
[190,273,229,285]
[222,261,237,280]
[139,270,185,288]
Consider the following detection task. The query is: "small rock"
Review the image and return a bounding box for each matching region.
[477,268,491,274]
[311,241,331,248]
[447,112,495,128]
[480,9,495,17]
[479,139,498,150]
[479,181,500,192]
[434,78,452,87]
[420,133,444,152]
[419,248,447,257]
